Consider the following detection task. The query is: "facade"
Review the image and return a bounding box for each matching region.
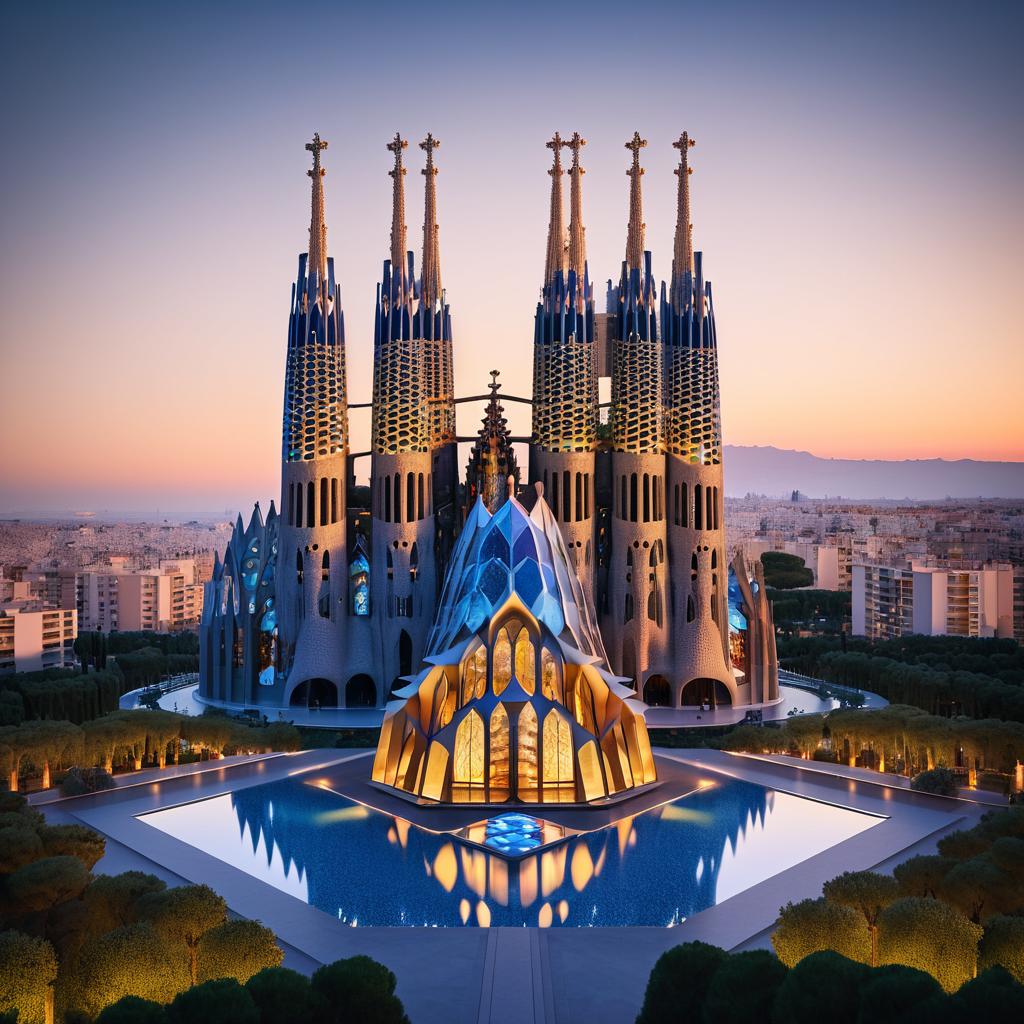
[0,600,77,674]
[373,488,656,804]
[852,561,1015,640]
[200,131,777,714]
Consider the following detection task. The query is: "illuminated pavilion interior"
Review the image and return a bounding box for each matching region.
[372,483,657,804]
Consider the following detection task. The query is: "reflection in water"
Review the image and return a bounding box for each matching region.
[142,775,879,928]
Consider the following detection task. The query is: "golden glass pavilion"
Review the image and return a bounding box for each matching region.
[372,484,657,804]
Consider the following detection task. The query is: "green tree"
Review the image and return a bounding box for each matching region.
[822,871,901,967]
[978,915,1024,983]
[83,871,168,936]
[310,956,410,1024]
[0,930,58,1024]
[761,552,814,590]
[137,884,227,986]
[938,828,991,861]
[910,767,957,796]
[940,856,1016,923]
[634,941,727,1024]
[701,950,787,1024]
[4,855,90,915]
[68,923,189,1018]
[877,897,982,992]
[953,966,1024,1016]
[166,979,258,1024]
[772,898,870,968]
[197,919,283,985]
[853,964,943,1024]
[38,823,106,870]
[770,951,869,1024]
[245,967,314,1024]
[95,996,168,1024]
[892,855,955,899]
[0,823,44,872]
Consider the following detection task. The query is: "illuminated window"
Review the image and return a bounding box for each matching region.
[518,704,538,794]
[515,629,536,695]
[454,710,484,786]
[489,704,510,799]
[541,647,560,702]
[493,627,513,696]
[542,710,573,787]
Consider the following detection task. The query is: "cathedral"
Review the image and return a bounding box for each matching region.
[199,129,777,727]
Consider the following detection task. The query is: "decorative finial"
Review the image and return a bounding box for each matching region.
[489,369,501,394]
[420,134,443,308]
[305,133,329,282]
[543,134,567,286]
[566,132,587,282]
[386,133,408,287]
[672,131,697,293]
[624,132,647,270]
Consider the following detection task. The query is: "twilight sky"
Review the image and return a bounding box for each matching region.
[1,0,1022,515]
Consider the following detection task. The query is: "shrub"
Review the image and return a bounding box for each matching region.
[4,855,90,914]
[245,967,314,1024]
[310,955,410,1024]
[853,964,943,1024]
[772,898,870,968]
[38,823,106,869]
[892,855,955,899]
[635,941,728,1024]
[137,884,227,986]
[95,996,168,1024]
[0,823,44,873]
[877,897,982,992]
[910,767,958,796]
[978,914,1024,983]
[771,951,868,1024]
[953,965,1024,1016]
[197,919,283,984]
[166,979,258,1024]
[702,950,787,1024]
[83,871,168,936]
[821,871,900,966]
[61,766,116,796]
[0,930,58,1024]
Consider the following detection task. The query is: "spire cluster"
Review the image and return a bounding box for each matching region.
[543,132,567,287]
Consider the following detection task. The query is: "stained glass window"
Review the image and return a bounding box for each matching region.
[493,628,512,696]
[515,629,536,695]
[454,710,484,786]
[518,704,538,794]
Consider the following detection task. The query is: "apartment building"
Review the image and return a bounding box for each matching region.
[0,600,77,674]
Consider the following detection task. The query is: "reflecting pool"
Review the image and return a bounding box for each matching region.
[140,774,881,927]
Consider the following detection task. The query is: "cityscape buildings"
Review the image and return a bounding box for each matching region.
[200,130,779,715]
[0,598,77,673]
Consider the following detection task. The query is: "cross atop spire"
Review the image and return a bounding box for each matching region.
[624,131,647,270]
[489,368,501,395]
[386,132,408,288]
[305,133,328,282]
[566,132,587,282]
[672,132,696,287]
[420,133,443,308]
[543,133,566,287]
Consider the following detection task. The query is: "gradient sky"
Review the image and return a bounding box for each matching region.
[1,0,1022,515]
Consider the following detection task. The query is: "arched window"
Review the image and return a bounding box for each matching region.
[681,482,688,528]
[295,483,303,528]
[453,710,484,787]
[584,474,590,519]
[460,648,478,706]
[307,481,315,528]
[647,588,657,621]
[563,470,571,523]
[410,542,419,582]
[585,540,591,566]
[624,592,634,623]
[518,704,538,795]
[694,484,703,530]
[473,644,487,699]
[551,472,559,521]
[515,629,535,695]
[489,705,510,799]
[542,710,574,787]
[687,595,695,622]
[541,647,561,702]
[321,550,330,581]
[407,474,416,525]
[394,473,402,523]
[642,474,650,523]
[492,627,513,695]
[417,473,424,520]
[673,483,679,526]
[575,473,583,522]
[713,487,720,529]
[331,478,338,523]
[320,478,328,527]
[706,486,713,532]
[620,476,627,520]
[711,548,718,569]
[295,549,303,585]
[384,475,391,522]
[630,474,638,522]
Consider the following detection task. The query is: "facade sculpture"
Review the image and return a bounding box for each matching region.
[199,130,777,714]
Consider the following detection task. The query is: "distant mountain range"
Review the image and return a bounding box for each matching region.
[723,446,1024,500]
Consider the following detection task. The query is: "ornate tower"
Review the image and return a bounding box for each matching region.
[278,133,350,707]
[602,132,669,693]
[529,132,598,591]
[661,132,735,707]
[369,133,444,698]
[464,371,520,517]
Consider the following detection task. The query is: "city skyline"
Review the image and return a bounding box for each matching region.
[2,0,1023,516]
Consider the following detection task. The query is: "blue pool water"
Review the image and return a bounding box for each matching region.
[141,773,880,927]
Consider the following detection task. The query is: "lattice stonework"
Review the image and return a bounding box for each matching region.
[372,338,428,455]
[423,336,455,449]
[611,336,662,454]
[283,342,347,461]
[665,347,721,464]
[532,339,597,453]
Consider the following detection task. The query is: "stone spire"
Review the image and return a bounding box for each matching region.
[566,132,587,279]
[672,132,696,289]
[464,370,519,515]
[387,132,408,287]
[305,132,328,281]
[419,133,443,308]
[624,131,647,271]
[543,132,566,287]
